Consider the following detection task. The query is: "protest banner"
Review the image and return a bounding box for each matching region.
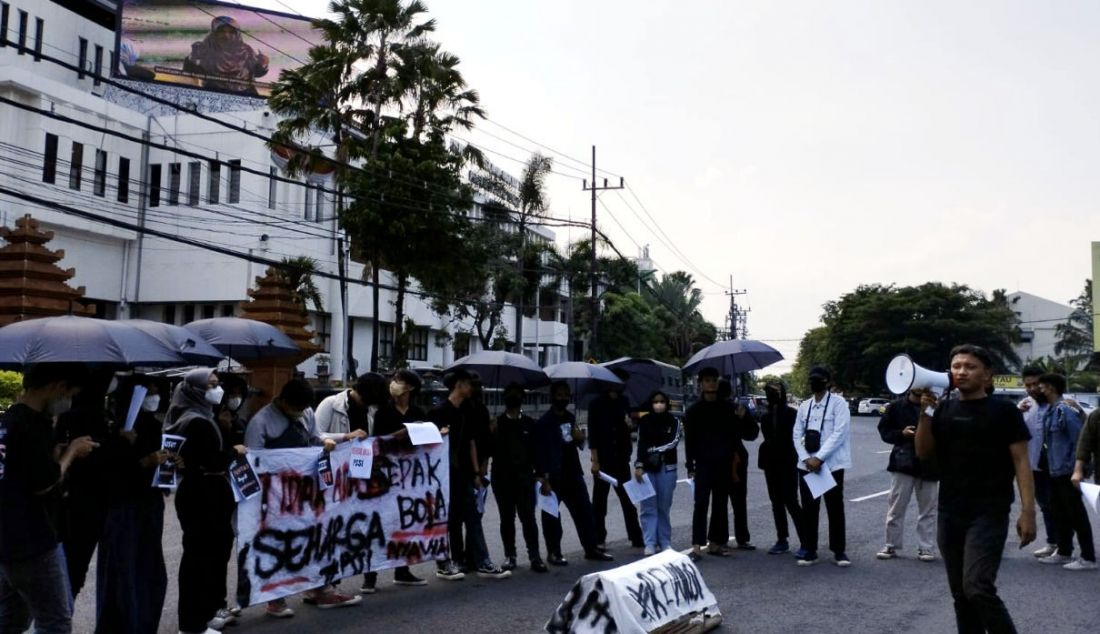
[236,435,450,606]
[545,550,722,634]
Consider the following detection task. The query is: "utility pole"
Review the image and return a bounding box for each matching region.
[581,145,624,360]
[725,275,748,340]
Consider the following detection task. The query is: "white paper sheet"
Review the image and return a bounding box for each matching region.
[802,463,836,499]
[348,439,374,479]
[476,480,490,515]
[123,385,147,432]
[536,482,560,518]
[624,474,656,505]
[1081,482,1100,516]
[597,471,619,488]
[404,422,444,446]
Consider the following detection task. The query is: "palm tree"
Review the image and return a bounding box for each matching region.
[276,256,324,314]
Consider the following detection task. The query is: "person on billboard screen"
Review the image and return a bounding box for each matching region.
[183,15,269,95]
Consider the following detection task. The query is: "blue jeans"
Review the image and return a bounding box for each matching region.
[0,545,73,634]
[639,466,677,550]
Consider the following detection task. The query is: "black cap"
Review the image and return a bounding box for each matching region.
[808,366,831,380]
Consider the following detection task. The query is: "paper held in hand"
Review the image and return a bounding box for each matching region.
[624,474,656,505]
[597,471,619,488]
[123,385,147,432]
[403,422,443,446]
[1080,482,1100,516]
[535,482,560,518]
[802,463,837,499]
[152,434,185,489]
[348,439,374,479]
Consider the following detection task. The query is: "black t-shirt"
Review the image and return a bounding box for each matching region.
[932,397,1030,514]
[373,402,427,438]
[0,404,63,562]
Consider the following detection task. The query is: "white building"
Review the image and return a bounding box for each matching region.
[0,0,569,379]
[1007,290,1073,364]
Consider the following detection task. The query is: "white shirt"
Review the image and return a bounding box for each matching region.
[1019,396,1048,469]
[793,391,852,471]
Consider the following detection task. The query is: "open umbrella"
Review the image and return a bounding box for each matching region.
[0,315,187,369]
[681,339,784,376]
[184,317,299,361]
[122,319,224,365]
[601,357,683,406]
[543,361,624,398]
[445,351,550,389]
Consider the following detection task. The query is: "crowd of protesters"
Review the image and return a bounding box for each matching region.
[1,343,1098,633]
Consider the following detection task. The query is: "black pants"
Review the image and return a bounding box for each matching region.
[443,478,490,570]
[1033,469,1057,545]
[95,493,168,634]
[798,468,845,555]
[542,472,598,556]
[727,450,751,545]
[938,509,1017,634]
[1049,475,1095,561]
[764,464,803,543]
[493,473,541,560]
[176,476,236,633]
[60,494,108,599]
[592,462,643,546]
[692,462,730,547]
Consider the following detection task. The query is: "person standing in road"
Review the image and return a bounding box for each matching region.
[719,378,759,550]
[792,366,852,567]
[758,380,803,555]
[916,344,1036,634]
[876,388,939,562]
[588,375,644,551]
[1018,365,1058,558]
[633,391,681,555]
[489,384,547,572]
[1071,407,1100,487]
[1034,374,1095,571]
[534,381,614,565]
[0,363,97,634]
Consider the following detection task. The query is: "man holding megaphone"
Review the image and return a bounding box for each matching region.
[915,344,1035,634]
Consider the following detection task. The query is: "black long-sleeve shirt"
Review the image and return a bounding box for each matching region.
[491,412,538,478]
[178,415,235,478]
[588,394,632,464]
[534,409,584,481]
[635,412,679,471]
[683,398,757,473]
[758,404,798,471]
[878,398,937,480]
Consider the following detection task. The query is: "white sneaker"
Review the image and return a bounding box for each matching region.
[208,608,236,629]
[643,546,655,556]
[1033,544,1057,558]
[1063,558,1098,571]
[1039,553,1073,565]
[918,550,935,562]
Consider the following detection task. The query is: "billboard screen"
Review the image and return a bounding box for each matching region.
[117,0,320,97]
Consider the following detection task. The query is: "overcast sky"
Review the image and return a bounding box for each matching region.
[258,0,1100,373]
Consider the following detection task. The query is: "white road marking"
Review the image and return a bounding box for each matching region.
[850,489,890,502]
[874,450,891,454]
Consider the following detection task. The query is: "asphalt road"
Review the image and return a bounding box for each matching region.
[71,415,1100,633]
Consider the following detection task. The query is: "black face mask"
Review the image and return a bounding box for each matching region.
[504,395,523,410]
[1032,392,1048,404]
[765,389,782,405]
[809,377,828,393]
[553,398,570,411]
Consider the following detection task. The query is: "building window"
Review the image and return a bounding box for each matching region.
[93,149,107,197]
[183,304,195,323]
[162,304,176,325]
[77,37,87,78]
[202,304,215,320]
[207,161,220,204]
[42,133,58,183]
[68,142,83,190]
[221,303,234,317]
[16,9,25,54]
[311,314,332,353]
[453,332,471,359]
[378,323,394,365]
[315,188,326,222]
[148,164,161,207]
[227,159,241,204]
[408,327,429,361]
[168,163,181,205]
[187,161,200,206]
[117,157,130,203]
[303,184,313,221]
[1,3,9,47]
[93,44,103,84]
[32,17,41,60]
[268,167,277,209]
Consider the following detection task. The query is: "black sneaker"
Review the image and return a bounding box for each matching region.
[834,552,852,568]
[393,568,426,586]
[501,556,517,571]
[477,564,512,579]
[530,557,549,573]
[547,553,568,566]
[768,541,790,555]
[360,573,377,594]
[584,550,614,562]
[435,562,465,581]
[737,542,756,551]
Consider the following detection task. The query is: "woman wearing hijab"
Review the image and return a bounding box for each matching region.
[634,391,682,555]
[182,16,269,94]
[94,377,170,633]
[169,369,245,634]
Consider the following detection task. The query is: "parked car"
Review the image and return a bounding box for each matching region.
[857,397,890,415]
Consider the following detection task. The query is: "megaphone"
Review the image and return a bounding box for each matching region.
[885,354,952,396]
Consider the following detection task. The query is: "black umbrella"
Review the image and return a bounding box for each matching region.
[0,315,186,369]
[681,339,784,376]
[543,361,624,398]
[445,351,550,389]
[600,357,683,406]
[122,319,224,365]
[184,317,299,361]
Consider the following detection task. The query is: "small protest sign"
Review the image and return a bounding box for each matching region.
[153,434,185,489]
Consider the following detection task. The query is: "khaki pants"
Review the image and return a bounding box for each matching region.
[885,472,938,552]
